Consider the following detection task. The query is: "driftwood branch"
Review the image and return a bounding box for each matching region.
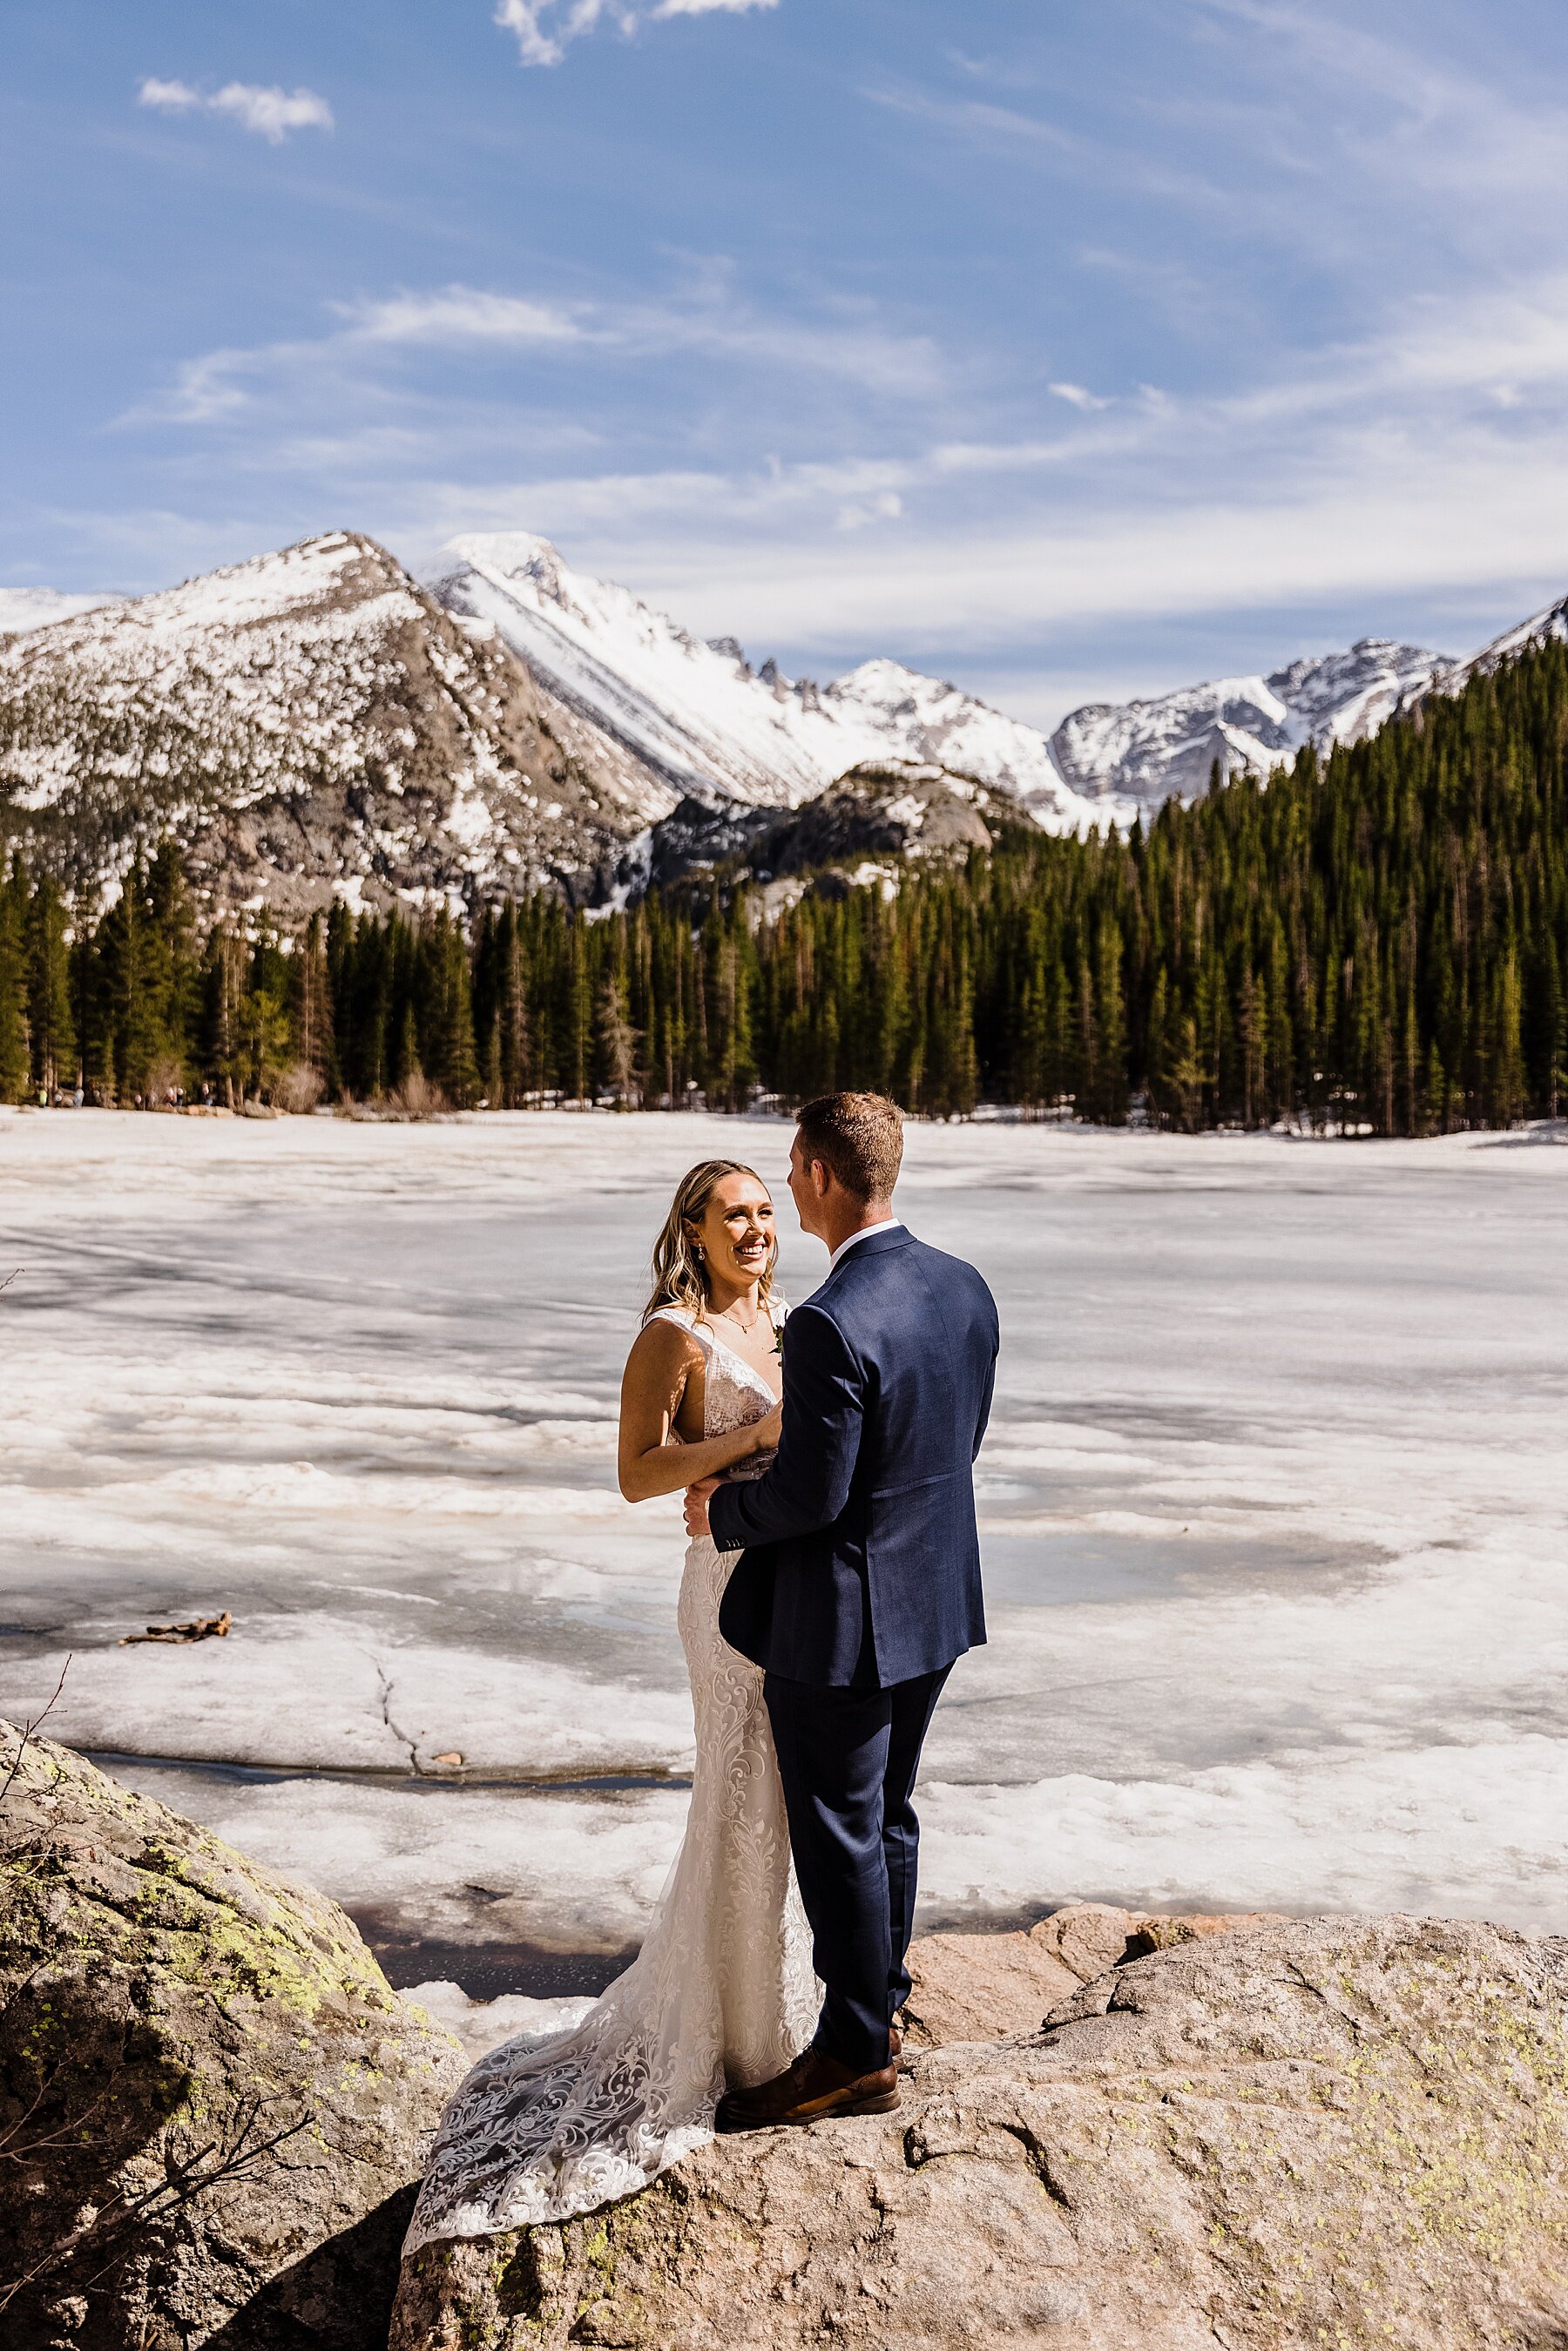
[119,1611,231,1647]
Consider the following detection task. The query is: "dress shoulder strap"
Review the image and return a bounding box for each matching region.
[648,1306,716,1355]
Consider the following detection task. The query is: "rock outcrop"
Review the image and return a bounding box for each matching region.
[390,1914,1568,2349]
[0,1723,465,2351]
[901,1902,1149,2045]
[902,1902,1289,2046]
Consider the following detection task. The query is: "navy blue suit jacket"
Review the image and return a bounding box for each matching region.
[710,1226,999,1689]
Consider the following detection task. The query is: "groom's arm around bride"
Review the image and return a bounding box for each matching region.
[686,1091,999,2130]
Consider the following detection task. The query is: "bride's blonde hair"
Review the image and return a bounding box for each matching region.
[644,1159,778,1322]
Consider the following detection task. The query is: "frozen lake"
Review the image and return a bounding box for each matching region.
[3,1107,1565,2002]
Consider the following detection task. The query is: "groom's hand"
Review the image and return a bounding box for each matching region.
[684,1477,720,1537]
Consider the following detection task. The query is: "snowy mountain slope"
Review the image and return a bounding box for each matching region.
[424,534,821,814]
[1050,638,1454,807]
[0,586,121,638]
[1434,595,1568,695]
[422,534,1117,834]
[0,533,652,917]
[425,535,1474,826]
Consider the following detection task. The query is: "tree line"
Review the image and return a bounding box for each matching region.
[1,635,1565,1132]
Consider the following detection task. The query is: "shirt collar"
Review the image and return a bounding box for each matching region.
[828,1216,904,1273]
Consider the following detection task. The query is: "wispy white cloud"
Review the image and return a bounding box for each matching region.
[124,276,943,428]
[494,0,775,71]
[137,77,334,143]
[653,0,777,16]
[558,436,1568,659]
[1049,382,1111,413]
[209,84,335,142]
[117,232,1568,652]
[352,236,1568,656]
[344,289,588,347]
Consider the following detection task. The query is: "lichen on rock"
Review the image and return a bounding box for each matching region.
[0,1721,465,2351]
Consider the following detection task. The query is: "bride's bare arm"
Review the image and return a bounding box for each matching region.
[618,1321,779,1503]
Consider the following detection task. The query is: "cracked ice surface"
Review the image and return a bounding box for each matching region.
[1,1107,1565,1990]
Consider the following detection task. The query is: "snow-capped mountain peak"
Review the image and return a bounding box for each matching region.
[1049,636,1453,807]
[10,517,1565,929]
[422,533,1116,834]
[424,533,1487,831]
[423,531,825,820]
[1264,638,1456,743]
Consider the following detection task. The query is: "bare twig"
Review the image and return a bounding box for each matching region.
[0,1655,71,1811]
[0,1267,23,1295]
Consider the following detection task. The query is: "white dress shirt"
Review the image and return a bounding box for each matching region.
[827,1216,904,1273]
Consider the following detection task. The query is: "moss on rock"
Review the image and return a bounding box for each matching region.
[0,1722,465,2351]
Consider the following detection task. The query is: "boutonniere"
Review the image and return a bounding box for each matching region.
[771,1314,785,1361]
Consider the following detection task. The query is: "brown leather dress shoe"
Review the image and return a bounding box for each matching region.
[715,2044,900,2133]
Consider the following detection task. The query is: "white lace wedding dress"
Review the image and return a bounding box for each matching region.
[405,1306,818,2249]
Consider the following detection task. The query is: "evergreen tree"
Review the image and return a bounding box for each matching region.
[290,912,335,1087]
[26,873,75,1098]
[0,859,30,1104]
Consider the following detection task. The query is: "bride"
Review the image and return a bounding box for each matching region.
[405,1159,818,2249]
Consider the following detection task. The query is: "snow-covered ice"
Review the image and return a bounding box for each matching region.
[2,1107,1565,1996]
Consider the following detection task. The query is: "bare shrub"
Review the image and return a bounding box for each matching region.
[385,1071,447,1121]
[272,1062,325,1115]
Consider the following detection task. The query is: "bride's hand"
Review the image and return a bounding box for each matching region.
[749,1403,783,1455]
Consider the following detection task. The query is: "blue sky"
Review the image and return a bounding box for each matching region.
[5,0,1568,725]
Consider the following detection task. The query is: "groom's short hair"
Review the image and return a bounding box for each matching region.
[796,1092,903,1203]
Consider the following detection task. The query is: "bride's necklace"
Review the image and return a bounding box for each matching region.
[711,1299,765,1337]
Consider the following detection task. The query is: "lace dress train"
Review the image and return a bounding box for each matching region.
[405,1310,816,2247]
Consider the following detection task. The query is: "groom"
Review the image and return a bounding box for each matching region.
[685,1091,999,2127]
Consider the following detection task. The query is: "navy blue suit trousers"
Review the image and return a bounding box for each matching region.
[765,1665,950,2071]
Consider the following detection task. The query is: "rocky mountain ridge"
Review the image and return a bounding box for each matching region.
[1050,635,1455,807]
[421,532,1111,834]
[417,543,1568,819]
[0,532,654,921]
[1438,590,1568,694]
[610,758,1023,903]
[5,528,1566,922]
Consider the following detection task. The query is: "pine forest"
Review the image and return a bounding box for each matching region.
[2,635,1565,1133]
